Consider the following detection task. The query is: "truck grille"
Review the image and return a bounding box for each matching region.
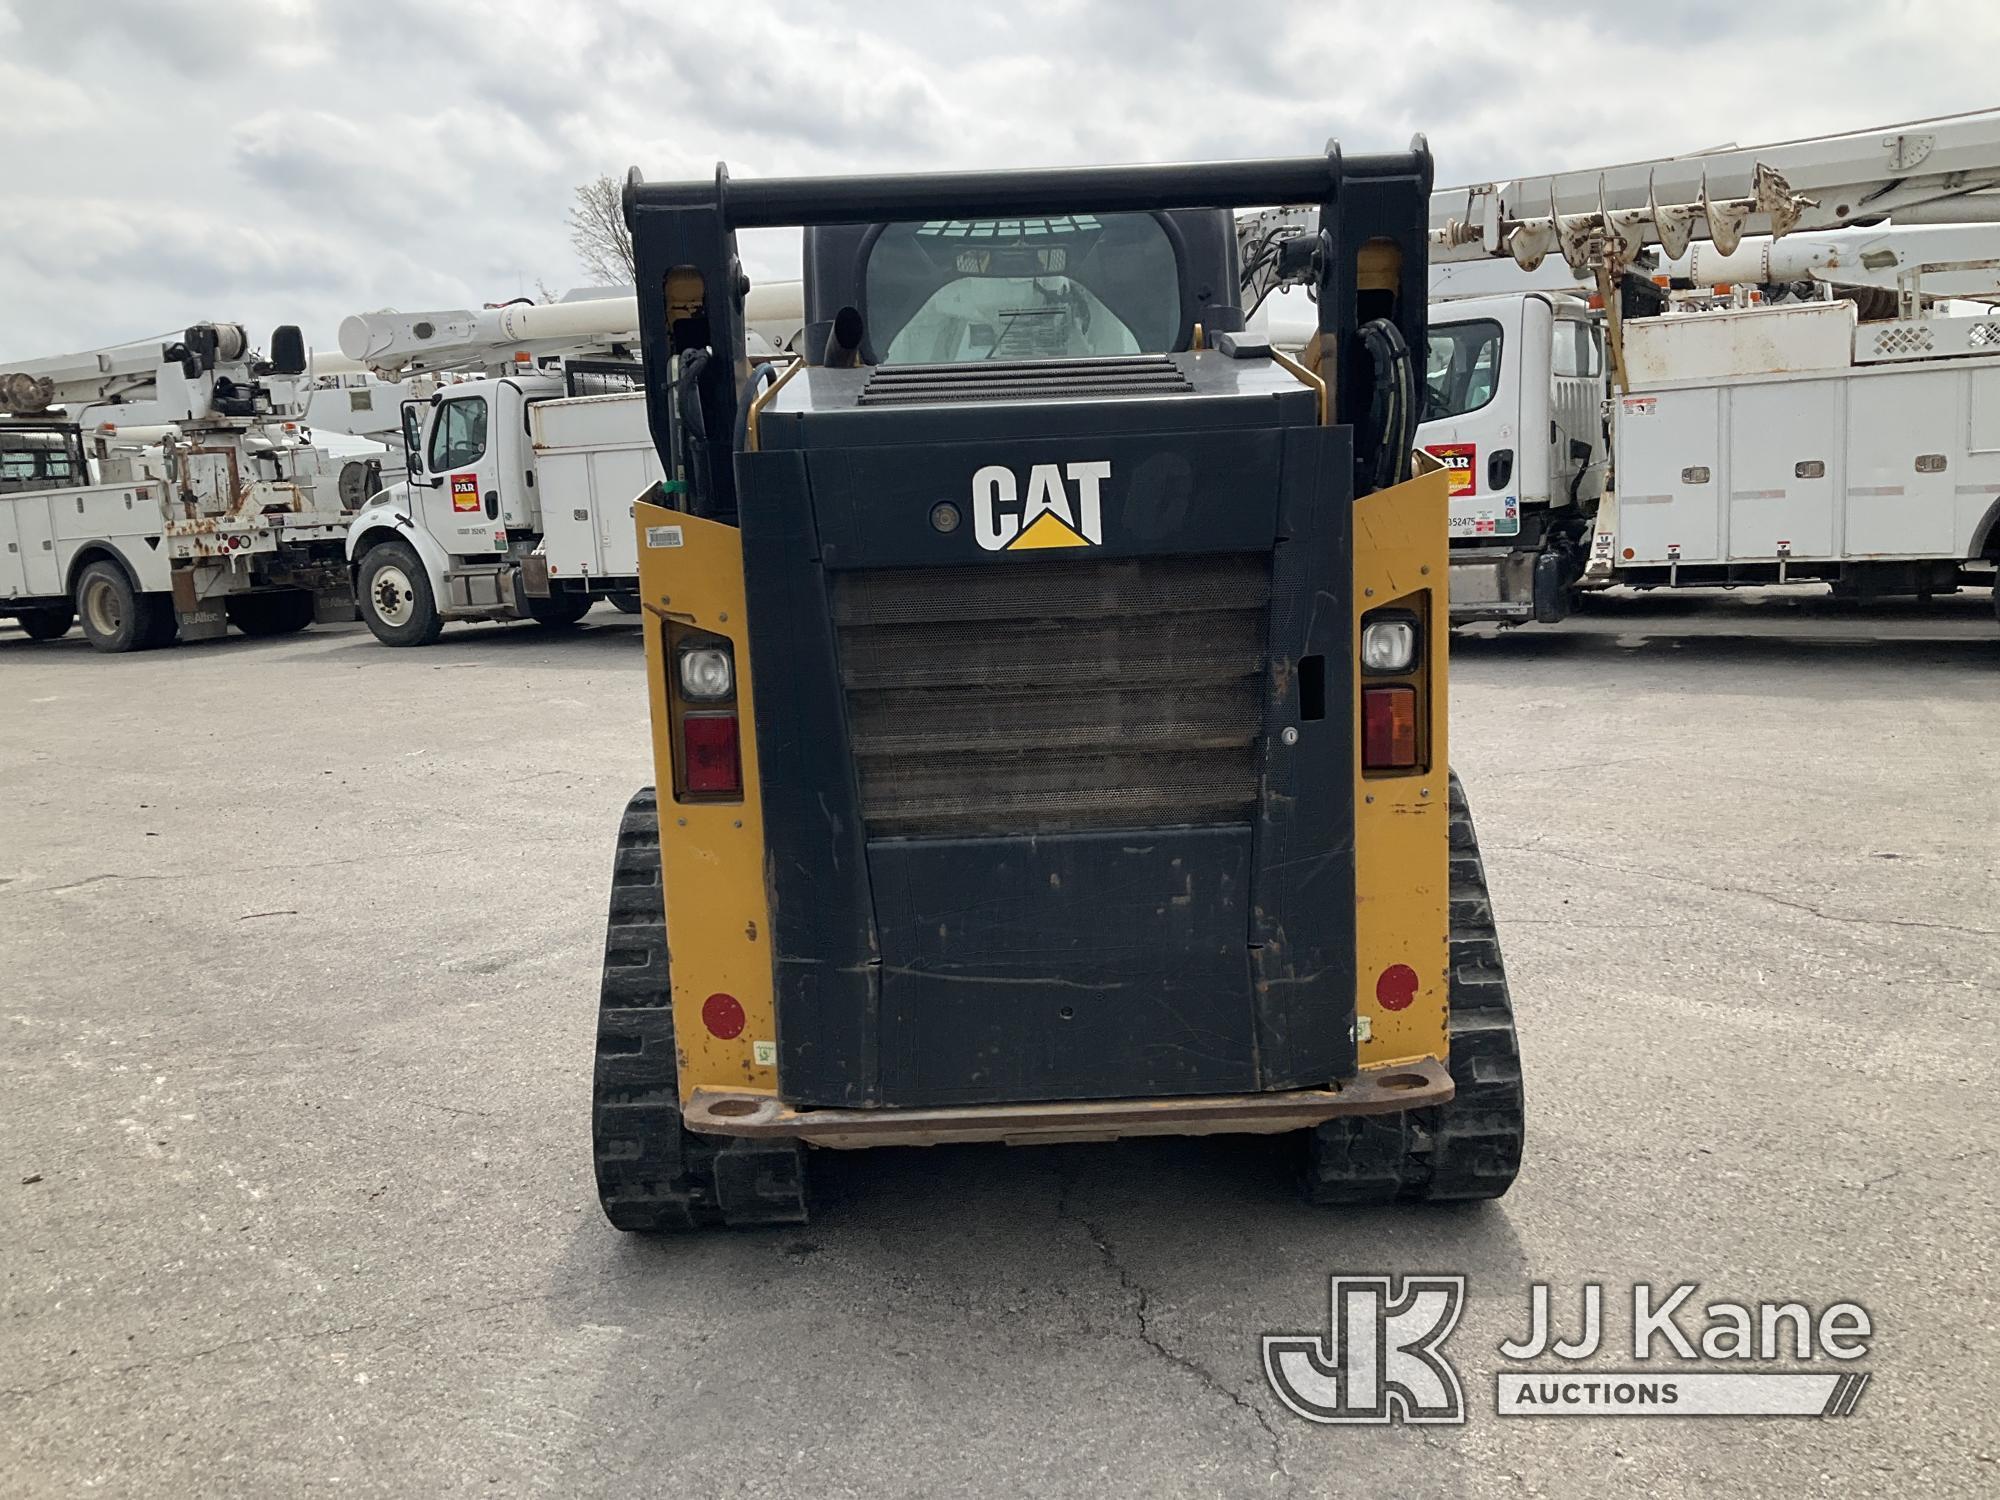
[831,554,1270,838]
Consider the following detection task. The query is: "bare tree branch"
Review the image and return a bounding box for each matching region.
[567,175,636,287]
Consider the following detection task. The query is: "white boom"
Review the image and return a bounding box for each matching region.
[1243,107,2000,305]
[338,282,806,378]
[1663,222,2000,304]
[1,325,264,416]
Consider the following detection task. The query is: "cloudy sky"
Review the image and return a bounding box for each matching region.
[4,0,1996,361]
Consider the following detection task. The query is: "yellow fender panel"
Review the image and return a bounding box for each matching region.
[1352,463,1452,1069]
[633,500,778,1105]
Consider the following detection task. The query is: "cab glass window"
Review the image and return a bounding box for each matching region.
[1552,320,1602,379]
[0,429,85,492]
[427,396,488,472]
[1426,319,1503,419]
[865,213,1181,363]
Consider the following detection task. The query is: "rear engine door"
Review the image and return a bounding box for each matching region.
[742,376,1355,1108]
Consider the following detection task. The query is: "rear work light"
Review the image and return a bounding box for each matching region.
[681,713,742,795]
[678,644,734,700]
[1362,685,1418,771]
[1360,616,1418,675]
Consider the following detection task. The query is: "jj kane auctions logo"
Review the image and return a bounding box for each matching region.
[1264,1276,1874,1424]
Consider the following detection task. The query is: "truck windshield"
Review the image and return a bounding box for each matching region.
[1426,319,1503,419]
[865,213,1181,363]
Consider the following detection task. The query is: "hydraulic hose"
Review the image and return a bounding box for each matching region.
[1356,317,1415,494]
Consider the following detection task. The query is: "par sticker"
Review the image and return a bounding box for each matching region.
[451,473,480,512]
[645,524,685,549]
[1424,442,1477,496]
[753,1040,777,1067]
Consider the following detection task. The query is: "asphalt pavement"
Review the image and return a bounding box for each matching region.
[3,589,1996,1498]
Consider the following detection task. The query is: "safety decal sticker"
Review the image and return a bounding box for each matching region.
[645,525,685,549]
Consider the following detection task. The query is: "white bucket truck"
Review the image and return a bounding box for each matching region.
[2,324,355,651]
[339,287,801,645]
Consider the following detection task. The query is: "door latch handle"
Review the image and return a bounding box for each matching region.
[484,491,499,519]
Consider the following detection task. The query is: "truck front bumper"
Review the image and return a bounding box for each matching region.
[1449,546,1569,625]
[682,1058,1454,1149]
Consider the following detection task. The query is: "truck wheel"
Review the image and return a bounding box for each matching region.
[16,605,73,641]
[226,590,316,637]
[592,787,808,1231]
[1304,771,1526,1205]
[608,592,642,615]
[74,561,169,654]
[527,592,593,628]
[357,540,443,647]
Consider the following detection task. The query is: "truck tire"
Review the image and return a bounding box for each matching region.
[16,605,73,641]
[226,589,316,638]
[357,539,444,647]
[592,788,808,1231]
[1304,771,1525,1205]
[527,591,593,628]
[74,560,171,654]
[608,592,642,615]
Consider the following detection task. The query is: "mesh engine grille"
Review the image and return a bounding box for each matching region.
[832,554,1271,837]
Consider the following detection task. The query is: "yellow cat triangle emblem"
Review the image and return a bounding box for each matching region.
[1008,511,1091,550]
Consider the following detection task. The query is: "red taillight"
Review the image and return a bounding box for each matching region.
[1362,685,1417,771]
[681,712,741,795]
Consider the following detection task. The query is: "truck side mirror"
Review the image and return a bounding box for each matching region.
[401,399,432,483]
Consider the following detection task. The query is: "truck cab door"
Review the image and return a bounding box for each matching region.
[415,391,506,559]
[1419,312,1520,541]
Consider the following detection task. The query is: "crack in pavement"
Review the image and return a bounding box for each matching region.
[0,1270,655,1403]
[1,834,583,901]
[1054,1170,1291,1486]
[1484,843,2000,939]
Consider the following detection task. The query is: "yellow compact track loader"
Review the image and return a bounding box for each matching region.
[591,142,1524,1228]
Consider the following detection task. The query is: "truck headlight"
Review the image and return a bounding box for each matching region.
[1360,616,1418,675]
[678,644,734,700]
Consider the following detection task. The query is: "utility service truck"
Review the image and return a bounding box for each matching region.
[339,287,802,645]
[1249,106,2000,624]
[1588,254,2000,609]
[2,324,356,651]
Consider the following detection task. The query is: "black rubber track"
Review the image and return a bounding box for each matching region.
[591,788,807,1231]
[1304,771,1526,1205]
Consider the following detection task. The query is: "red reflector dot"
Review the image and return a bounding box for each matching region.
[701,992,746,1039]
[1376,964,1419,1012]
